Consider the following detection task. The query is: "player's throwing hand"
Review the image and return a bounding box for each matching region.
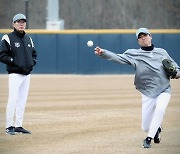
[94,46,104,55]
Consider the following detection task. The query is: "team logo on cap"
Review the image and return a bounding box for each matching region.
[15,42,20,48]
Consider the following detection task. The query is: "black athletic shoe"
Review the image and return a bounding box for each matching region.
[142,137,152,148]
[154,127,162,143]
[15,127,31,134]
[6,126,15,135]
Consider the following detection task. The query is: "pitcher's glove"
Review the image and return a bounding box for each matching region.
[162,59,177,79]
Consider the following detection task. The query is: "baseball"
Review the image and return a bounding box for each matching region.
[87,40,93,47]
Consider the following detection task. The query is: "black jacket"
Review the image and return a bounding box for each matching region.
[0,29,37,75]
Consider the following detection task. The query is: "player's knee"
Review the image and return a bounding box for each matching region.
[157,108,166,116]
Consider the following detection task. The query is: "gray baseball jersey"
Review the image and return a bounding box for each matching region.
[101,47,180,98]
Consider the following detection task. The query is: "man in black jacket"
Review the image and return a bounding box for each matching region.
[0,13,37,135]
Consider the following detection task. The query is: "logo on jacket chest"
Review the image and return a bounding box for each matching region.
[14,42,20,48]
[14,43,31,48]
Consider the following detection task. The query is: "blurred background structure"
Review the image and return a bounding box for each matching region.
[0,0,180,29]
[46,0,64,30]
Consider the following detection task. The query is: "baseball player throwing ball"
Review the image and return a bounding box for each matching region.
[94,28,180,148]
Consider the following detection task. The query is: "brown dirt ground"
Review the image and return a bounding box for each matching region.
[0,74,180,154]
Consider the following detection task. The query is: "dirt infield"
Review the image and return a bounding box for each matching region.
[0,75,180,154]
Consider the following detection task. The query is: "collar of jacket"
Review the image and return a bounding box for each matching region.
[13,28,26,38]
[141,44,154,51]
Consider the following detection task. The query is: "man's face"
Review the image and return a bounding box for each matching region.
[138,33,152,47]
[13,20,26,32]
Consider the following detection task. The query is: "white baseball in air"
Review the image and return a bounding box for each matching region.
[87,40,93,47]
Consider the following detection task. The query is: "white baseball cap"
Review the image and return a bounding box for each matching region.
[136,28,150,38]
[13,13,26,23]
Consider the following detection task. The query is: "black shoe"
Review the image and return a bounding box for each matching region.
[154,127,162,143]
[142,137,152,148]
[15,127,31,134]
[6,126,15,135]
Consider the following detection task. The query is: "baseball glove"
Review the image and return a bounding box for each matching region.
[162,59,177,79]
